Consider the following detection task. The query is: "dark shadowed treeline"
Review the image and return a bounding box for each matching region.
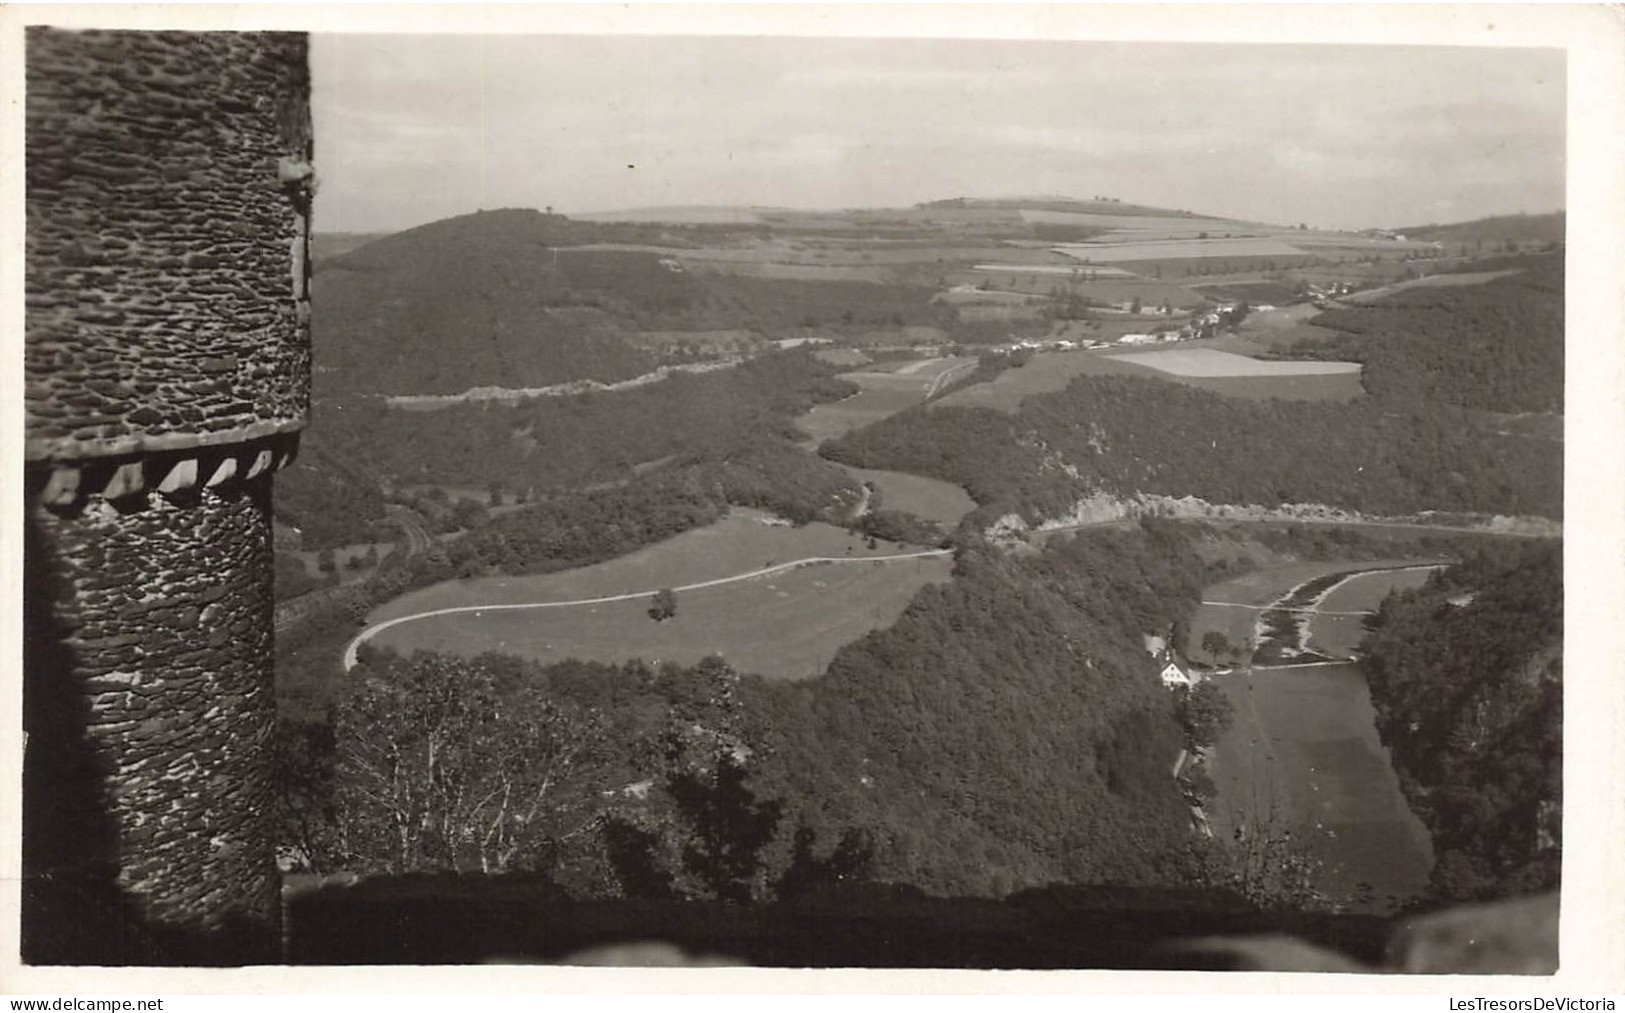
[1359,541,1562,903]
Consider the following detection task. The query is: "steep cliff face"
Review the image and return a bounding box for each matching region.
[23,29,311,964]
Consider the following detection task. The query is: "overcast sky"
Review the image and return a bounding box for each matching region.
[310,35,1564,234]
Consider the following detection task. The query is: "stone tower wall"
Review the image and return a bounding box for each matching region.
[23,28,311,964]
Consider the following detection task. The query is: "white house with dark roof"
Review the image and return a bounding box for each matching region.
[1158,649,1196,689]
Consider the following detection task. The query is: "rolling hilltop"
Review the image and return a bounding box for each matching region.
[1393,211,1564,246]
[310,194,1489,400]
[313,209,663,398]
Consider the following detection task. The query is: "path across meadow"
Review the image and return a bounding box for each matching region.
[343,548,952,670]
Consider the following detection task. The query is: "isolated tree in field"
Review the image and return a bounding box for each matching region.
[649,588,678,622]
[1201,630,1234,662]
[317,547,336,574]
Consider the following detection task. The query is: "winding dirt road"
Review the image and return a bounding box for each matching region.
[343,548,953,670]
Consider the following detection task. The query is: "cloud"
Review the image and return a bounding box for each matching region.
[310,36,1565,232]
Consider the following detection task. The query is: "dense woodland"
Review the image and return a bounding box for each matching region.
[822,374,1562,524]
[1360,542,1562,903]
[1290,253,1563,414]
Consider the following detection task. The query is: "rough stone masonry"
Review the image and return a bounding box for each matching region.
[23,28,311,964]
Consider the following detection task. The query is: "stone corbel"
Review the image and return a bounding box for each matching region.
[32,432,303,516]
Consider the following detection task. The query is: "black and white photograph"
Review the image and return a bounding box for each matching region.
[6,2,1622,995]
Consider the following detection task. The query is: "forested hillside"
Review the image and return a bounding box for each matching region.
[738,526,1214,896]
[1359,543,1562,903]
[822,375,1562,524]
[1395,212,1564,246]
[316,219,660,398]
[314,208,949,398]
[276,350,859,546]
[1295,253,1563,413]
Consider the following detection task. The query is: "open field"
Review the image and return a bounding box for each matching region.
[936,286,1039,305]
[1163,372,1366,402]
[813,348,871,367]
[970,263,1138,278]
[1210,663,1435,912]
[1018,209,1221,231]
[1055,237,1311,263]
[934,349,1118,412]
[1343,268,1524,303]
[1235,304,1325,329]
[680,259,887,283]
[1043,278,1212,307]
[367,509,910,627]
[838,464,977,525]
[797,387,923,445]
[795,357,975,445]
[934,344,1365,412]
[1111,348,1362,378]
[1184,559,1444,665]
[359,509,953,680]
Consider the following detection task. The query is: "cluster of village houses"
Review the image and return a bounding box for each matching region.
[978,297,1268,356]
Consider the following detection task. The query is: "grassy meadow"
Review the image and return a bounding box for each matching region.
[1210,662,1435,912]
[837,464,978,526]
[371,554,951,682]
[795,357,975,445]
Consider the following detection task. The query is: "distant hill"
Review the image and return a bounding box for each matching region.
[573,205,785,224]
[312,209,677,397]
[311,207,951,398]
[311,231,393,262]
[1395,212,1564,245]
[915,195,1220,219]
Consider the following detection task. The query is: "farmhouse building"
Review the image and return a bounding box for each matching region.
[1157,650,1197,689]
